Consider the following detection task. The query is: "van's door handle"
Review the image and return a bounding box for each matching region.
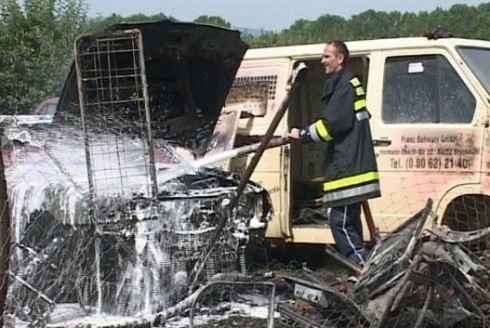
[373,139,392,147]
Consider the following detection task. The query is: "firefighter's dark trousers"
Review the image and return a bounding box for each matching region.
[328,203,367,266]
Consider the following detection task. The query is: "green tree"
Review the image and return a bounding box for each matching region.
[2,2,490,113]
[249,4,490,47]
[348,10,397,39]
[193,15,231,28]
[82,13,124,33]
[82,12,177,35]
[442,4,479,38]
[473,3,490,39]
[0,0,87,113]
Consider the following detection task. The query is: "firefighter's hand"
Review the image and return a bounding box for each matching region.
[288,128,301,140]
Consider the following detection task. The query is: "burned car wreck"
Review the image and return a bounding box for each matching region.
[3,21,273,325]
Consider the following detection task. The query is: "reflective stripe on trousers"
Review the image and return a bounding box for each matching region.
[328,203,366,266]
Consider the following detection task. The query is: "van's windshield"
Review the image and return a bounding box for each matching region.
[458,47,490,95]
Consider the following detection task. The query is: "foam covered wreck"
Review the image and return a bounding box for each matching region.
[2,21,273,326]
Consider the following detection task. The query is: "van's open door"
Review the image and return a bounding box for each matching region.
[226,58,293,240]
[286,56,373,245]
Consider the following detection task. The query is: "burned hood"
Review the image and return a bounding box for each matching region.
[55,20,248,155]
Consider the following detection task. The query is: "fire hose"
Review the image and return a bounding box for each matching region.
[157,136,290,185]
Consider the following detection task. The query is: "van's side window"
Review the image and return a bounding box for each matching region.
[382,55,476,124]
[225,75,278,117]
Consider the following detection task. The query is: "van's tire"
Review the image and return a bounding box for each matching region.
[442,194,490,257]
[442,194,490,231]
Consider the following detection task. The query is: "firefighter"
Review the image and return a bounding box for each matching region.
[289,40,381,265]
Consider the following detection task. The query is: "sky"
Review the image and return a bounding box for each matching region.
[86,0,488,31]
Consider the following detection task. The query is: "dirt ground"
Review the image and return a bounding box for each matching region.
[249,242,355,279]
[192,317,268,327]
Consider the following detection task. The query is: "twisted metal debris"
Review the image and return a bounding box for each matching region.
[278,199,490,327]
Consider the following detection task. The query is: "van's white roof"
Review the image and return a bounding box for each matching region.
[243,37,490,60]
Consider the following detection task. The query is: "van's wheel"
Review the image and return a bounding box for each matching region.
[442,194,490,261]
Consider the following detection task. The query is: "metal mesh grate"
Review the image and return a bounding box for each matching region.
[231,75,278,100]
[75,29,157,200]
[225,75,278,109]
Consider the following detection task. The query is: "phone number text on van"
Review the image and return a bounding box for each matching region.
[390,157,472,170]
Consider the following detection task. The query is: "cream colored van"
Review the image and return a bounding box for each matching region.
[224,36,490,244]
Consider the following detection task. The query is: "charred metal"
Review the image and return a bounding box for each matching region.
[278,200,490,328]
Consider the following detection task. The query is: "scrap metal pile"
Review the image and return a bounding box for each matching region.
[278,199,490,327]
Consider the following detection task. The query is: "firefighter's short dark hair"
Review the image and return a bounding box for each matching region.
[327,40,350,65]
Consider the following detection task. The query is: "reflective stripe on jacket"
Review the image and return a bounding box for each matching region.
[303,68,381,207]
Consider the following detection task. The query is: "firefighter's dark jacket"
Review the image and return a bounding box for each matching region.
[299,67,381,207]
